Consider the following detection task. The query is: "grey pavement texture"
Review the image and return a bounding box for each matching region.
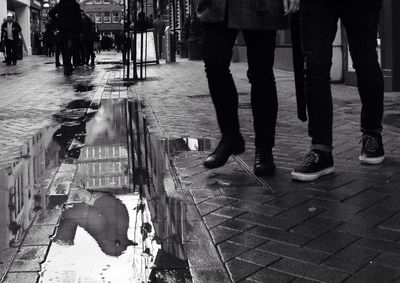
[134,58,400,282]
[1,53,400,282]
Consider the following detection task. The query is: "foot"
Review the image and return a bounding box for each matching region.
[203,135,245,169]
[254,148,275,176]
[291,149,334,182]
[359,133,385,164]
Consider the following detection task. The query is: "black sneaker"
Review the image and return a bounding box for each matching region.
[291,149,334,182]
[359,133,385,164]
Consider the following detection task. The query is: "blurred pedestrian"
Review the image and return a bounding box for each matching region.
[0,18,7,62]
[200,0,299,176]
[291,0,385,181]
[49,0,83,75]
[1,12,22,65]
[81,12,96,66]
[153,13,165,59]
[43,23,54,57]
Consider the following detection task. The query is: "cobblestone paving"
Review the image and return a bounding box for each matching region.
[1,54,400,282]
[134,58,400,282]
[0,56,108,169]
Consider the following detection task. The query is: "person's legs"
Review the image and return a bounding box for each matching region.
[292,0,338,181]
[340,0,384,164]
[243,29,277,175]
[10,39,17,65]
[202,22,243,169]
[5,39,12,65]
[203,22,239,137]
[62,33,74,75]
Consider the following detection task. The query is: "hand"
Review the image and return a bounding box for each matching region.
[283,0,300,15]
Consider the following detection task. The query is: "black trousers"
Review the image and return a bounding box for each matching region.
[300,0,384,150]
[203,22,277,148]
[5,39,17,64]
[61,32,76,71]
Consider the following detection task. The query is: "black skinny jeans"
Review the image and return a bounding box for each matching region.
[5,39,17,64]
[300,0,384,151]
[203,22,277,149]
[61,32,77,71]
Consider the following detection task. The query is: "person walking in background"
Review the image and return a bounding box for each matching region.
[49,0,83,75]
[81,12,96,67]
[0,18,7,63]
[199,0,300,176]
[1,13,21,66]
[43,23,54,57]
[153,13,165,60]
[291,0,385,182]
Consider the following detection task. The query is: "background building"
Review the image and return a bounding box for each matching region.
[0,0,33,55]
[80,0,124,37]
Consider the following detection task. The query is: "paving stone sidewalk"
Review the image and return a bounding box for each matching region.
[133,58,400,282]
[1,54,400,282]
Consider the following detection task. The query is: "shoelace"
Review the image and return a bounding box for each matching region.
[361,134,378,152]
[302,151,319,166]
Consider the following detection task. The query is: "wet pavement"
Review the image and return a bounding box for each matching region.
[1,52,400,282]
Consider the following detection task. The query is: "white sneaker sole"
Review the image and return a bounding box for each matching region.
[291,166,335,182]
[359,155,385,165]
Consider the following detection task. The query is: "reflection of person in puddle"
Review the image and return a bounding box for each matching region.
[54,191,135,257]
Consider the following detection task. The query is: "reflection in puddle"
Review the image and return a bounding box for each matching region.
[41,194,160,282]
[168,137,215,153]
[39,98,192,282]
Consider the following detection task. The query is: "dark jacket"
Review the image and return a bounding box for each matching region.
[82,15,96,43]
[1,20,21,41]
[49,0,83,33]
[196,0,288,30]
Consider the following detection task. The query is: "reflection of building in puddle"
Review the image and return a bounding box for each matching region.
[85,99,127,145]
[75,146,129,191]
[73,99,130,191]
[0,124,61,250]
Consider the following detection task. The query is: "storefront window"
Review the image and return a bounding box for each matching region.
[112,12,120,23]
[95,13,102,23]
[103,12,111,23]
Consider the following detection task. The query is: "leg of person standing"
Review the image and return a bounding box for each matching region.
[10,39,17,65]
[62,32,74,75]
[340,0,384,164]
[291,0,338,181]
[5,39,13,65]
[202,22,244,169]
[243,29,277,175]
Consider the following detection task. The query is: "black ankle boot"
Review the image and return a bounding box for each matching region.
[254,148,275,176]
[203,135,245,169]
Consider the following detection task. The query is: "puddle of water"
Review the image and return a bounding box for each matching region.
[39,98,192,282]
[105,65,124,70]
[168,137,215,153]
[0,72,22,77]
[74,83,95,92]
